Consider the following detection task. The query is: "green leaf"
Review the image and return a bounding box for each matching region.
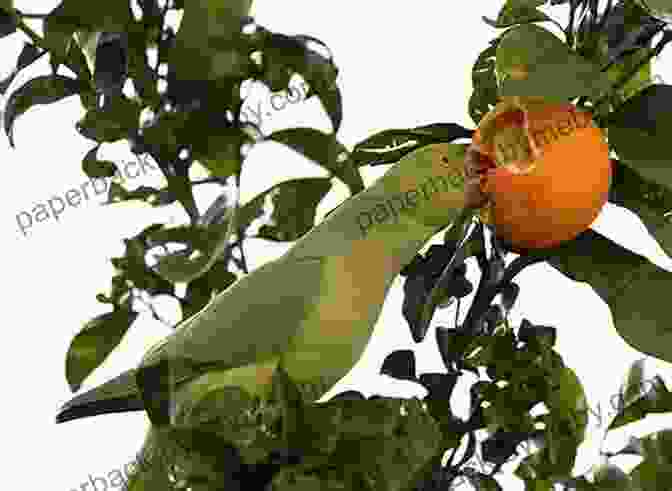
[44,2,79,66]
[182,260,237,319]
[328,397,443,491]
[4,74,83,147]
[629,430,672,489]
[82,144,117,178]
[605,84,672,189]
[621,358,648,412]
[268,128,363,195]
[44,0,131,70]
[251,177,332,242]
[0,42,44,96]
[106,182,168,207]
[607,158,672,254]
[150,217,237,284]
[469,37,501,126]
[269,468,347,491]
[547,229,672,364]
[261,33,342,132]
[496,23,612,103]
[179,110,250,165]
[635,0,672,22]
[608,374,672,431]
[483,1,555,29]
[350,123,474,167]
[169,0,253,82]
[0,8,16,39]
[76,95,142,143]
[66,307,138,392]
[592,464,635,490]
[463,472,504,490]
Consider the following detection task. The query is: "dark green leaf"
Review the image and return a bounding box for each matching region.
[149,218,237,284]
[261,33,341,132]
[350,123,474,167]
[605,84,672,189]
[0,42,42,96]
[592,464,635,490]
[182,260,237,319]
[469,37,501,126]
[66,307,138,391]
[607,158,672,251]
[609,374,672,431]
[252,177,333,242]
[629,429,672,489]
[268,128,363,195]
[82,144,117,178]
[482,1,554,29]
[4,74,82,147]
[76,95,142,143]
[547,229,672,365]
[496,23,612,103]
[94,32,128,96]
[380,349,417,382]
[0,7,16,38]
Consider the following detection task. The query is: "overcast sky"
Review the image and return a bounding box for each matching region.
[5,1,672,490]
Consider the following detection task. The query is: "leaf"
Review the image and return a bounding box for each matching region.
[169,0,253,84]
[496,23,612,103]
[329,397,443,491]
[350,123,474,167]
[81,144,117,178]
[605,84,672,189]
[268,127,363,195]
[251,177,333,242]
[150,216,236,284]
[592,464,635,490]
[4,74,83,147]
[608,374,672,431]
[629,429,672,489]
[44,0,132,69]
[66,307,138,392]
[262,33,342,132]
[482,0,555,29]
[0,7,16,38]
[182,260,237,319]
[93,32,128,96]
[76,95,142,143]
[546,229,672,365]
[380,349,417,382]
[607,158,672,253]
[44,2,80,66]
[469,37,501,126]
[463,471,504,490]
[0,42,42,96]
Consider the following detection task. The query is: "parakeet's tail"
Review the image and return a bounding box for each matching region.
[56,369,144,423]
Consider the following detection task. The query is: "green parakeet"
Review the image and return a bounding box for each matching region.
[56,142,470,488]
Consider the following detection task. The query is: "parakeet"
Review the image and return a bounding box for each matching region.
[56,142,470,488]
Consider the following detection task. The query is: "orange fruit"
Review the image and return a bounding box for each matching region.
[467,96,612,254]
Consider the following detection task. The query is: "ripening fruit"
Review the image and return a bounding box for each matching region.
[468,96,612,253]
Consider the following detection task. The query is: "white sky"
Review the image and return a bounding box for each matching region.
[4,1,672,490]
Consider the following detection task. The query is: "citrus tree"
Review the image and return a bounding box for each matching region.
[6,0,672,488]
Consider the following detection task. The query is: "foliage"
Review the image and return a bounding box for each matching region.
[4,0,672,488]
